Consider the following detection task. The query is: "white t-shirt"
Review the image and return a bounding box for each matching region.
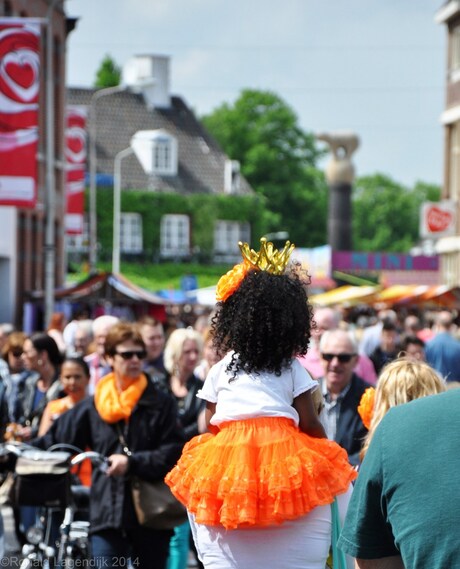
[198,351,318,427]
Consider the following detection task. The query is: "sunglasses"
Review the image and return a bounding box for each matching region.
[115,350,147,360]
[321,353,356,363]
[10,350,23,358]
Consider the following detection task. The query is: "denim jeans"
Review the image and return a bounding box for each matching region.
[91,527,172,569]
[167,521,189,569]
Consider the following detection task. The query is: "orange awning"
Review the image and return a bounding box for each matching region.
[310,285,381,307]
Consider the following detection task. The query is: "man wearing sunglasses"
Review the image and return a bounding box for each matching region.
[298,307,377,385]
[319,329,371,466]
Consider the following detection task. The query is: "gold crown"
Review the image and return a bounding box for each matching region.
[239,237,295,275]
[215,237,295,302]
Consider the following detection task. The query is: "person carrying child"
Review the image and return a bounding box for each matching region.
[165,238,356,569]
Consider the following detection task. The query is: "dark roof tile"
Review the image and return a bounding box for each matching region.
[67,88,253,195]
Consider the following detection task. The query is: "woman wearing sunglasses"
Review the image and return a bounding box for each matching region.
[1,331,30,427]
[161,327,206,569]
[34,321,185,569]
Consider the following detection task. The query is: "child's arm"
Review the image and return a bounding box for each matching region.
[293,390,327,438]
[205,401,217,433]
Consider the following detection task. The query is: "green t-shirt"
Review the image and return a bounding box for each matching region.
[338,388,460,568]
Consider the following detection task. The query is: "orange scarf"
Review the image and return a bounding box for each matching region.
[94,372,148,423]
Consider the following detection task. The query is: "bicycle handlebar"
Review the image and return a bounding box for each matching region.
[0,442,109,472]
[71,451,109,471]
[0,441,37,456]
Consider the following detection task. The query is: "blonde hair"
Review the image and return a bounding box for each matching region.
[163,328,204,374]
[360,358,445,459]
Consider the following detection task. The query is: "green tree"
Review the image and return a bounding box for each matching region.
[202,89,328,247]
[352,174,441,252]
[412,181,441,203]
[94,55,121,88]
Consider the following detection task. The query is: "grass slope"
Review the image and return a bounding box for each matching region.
[67,262,231,292]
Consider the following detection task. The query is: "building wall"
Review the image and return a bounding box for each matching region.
[436,2,460,283]
[0,208,17,322]
[0,0,68,327]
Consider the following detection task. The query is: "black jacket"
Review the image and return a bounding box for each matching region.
[335,373,370,465]
[17,371,63,437]
[154,373,205,441]
[34,380,185,534]
[321,373,370,466]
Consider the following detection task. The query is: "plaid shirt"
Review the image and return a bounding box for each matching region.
[321,380,352,441]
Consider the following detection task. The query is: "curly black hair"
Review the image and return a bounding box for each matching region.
[211,268,313,378]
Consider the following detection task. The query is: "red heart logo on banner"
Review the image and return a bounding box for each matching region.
[1,51,39,104]
[5,60,35,90]
[67,135,84,155]
[427,206,453,233]
[65,125,86,164]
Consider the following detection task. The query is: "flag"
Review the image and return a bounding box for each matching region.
[0,18,41,208]
[65,105,87,234]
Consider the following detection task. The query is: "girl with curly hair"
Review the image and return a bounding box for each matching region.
[166,239,356,569]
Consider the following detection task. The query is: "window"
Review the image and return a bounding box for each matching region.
[154,139,171,171]
[214,221,250,261]
[224,160,241,194]
[160,214,190,258]
[450,25,460,81]
[449,121,460,201]
[151,131,177,176]
[121,213,143,253]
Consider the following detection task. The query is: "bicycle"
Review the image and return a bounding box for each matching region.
[54,447,108,569]
[0,442,108,569]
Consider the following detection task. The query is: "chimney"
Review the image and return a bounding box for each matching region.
[122,55,171,109]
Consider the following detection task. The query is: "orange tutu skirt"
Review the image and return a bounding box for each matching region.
[165,417,357,530]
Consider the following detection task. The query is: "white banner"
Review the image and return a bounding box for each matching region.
[420,201,456,239]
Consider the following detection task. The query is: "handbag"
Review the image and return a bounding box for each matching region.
[14,449,72,508]
[131,476,188,530]
[330,497,348,569]
[117,426,188,530]
[0,472,16,507]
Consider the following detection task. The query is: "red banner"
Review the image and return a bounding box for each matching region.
[65,106,87,235]
[0,18,41,208]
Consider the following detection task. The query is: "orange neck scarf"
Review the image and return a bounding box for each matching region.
[94,372,148,423]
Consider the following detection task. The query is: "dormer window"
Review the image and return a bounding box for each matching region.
[131,129,178,177]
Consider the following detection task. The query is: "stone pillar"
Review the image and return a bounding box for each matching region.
[316,132,360,251]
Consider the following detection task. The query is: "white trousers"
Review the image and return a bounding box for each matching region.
[189,485,354,569]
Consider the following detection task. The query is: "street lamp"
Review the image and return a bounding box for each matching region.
[112,130,163,274]
[88,85,126,273]
[44,0,60,328]
[112,147,134,274]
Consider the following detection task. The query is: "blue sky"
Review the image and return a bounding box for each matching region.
[66,0,446,188]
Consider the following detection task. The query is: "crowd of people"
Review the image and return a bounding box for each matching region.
[0,310,219,568]
[0,251,458,567]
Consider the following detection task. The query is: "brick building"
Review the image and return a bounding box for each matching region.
[436,1,460,284]
[0,0,73,327]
